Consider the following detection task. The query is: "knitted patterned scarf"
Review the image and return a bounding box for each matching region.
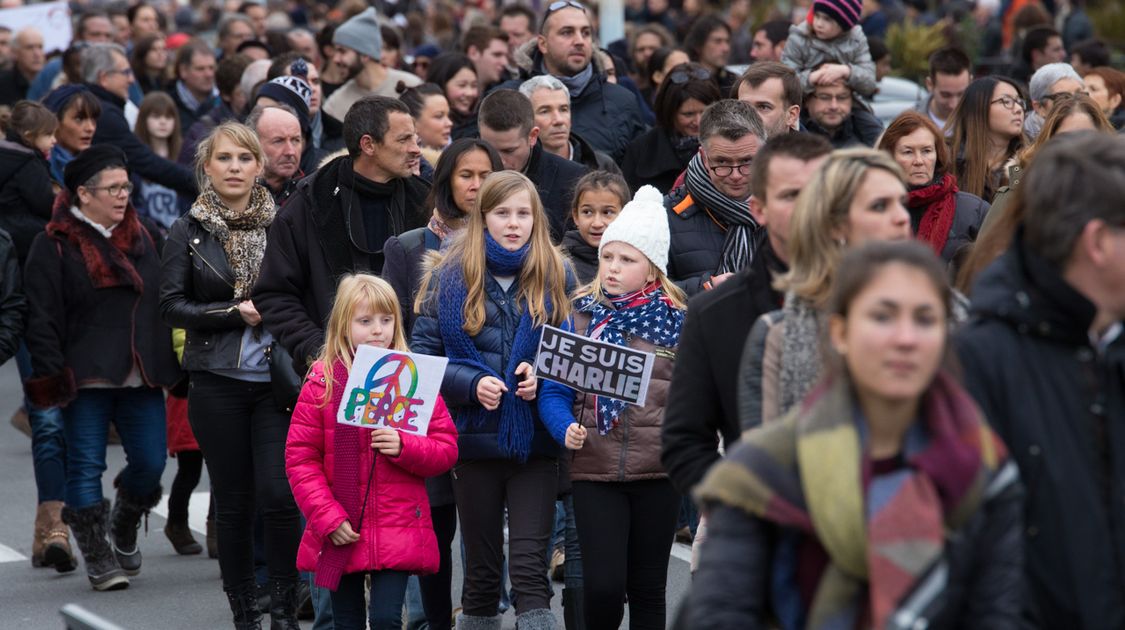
[696,372,1009,629]
[437,233,546,461]
[315,359,368,591]
[574,281,683,434]
[189,184,275,299]
[684,152,758,275]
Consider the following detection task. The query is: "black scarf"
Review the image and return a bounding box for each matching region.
[684,152,757,275]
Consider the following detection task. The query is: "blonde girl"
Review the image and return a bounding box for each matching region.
[286,274,457,630]
[412,170,572,630]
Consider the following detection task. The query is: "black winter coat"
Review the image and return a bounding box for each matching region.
[178,100,239,166]
[159,214,253,371]
[88,84,197,197]
[801,106,883,148]
[169,83,215,136]
[908,190,989,264]
[411,273,563,462]
[0,228,26,365]
[23,197,180,407]
[0,139,55,263]
[621,127,694,195]
[570,132,621,176]
[664,185,763,296]
[381,225,441,337]
[661,240,786,494]
[955,233,1125,629]
[525,142,588,243]
[254,156,430,371]
[561,230,598,285]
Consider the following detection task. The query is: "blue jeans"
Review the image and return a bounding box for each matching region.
[404,576,428,630]
[16,342,66,504]
[309,572,334,630]
[62,387,167,509]
[329,570,409,630]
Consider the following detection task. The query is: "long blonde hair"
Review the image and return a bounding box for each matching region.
[319,274,410,406]
[777,148,907,306]
[417,171,571,335]
[574,265,688,311]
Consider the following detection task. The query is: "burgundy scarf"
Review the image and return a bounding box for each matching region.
[315,359,371,591]
[45,190,147,292]
[908,173,958,258]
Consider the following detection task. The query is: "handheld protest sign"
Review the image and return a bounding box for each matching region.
[336,345,449,436]
[533,325,655,406]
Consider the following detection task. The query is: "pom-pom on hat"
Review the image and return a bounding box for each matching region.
[598,185,670,275]
[811,0,862,31]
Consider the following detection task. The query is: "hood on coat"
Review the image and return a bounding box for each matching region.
[511,39,612,80]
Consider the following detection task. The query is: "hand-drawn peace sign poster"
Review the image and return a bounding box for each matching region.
[336,345,449,436]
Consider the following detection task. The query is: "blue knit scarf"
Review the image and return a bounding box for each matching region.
[437,233,545,461]
[574,282,684,434]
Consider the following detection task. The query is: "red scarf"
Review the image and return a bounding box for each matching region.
[45,190,147,292]
[908,173,958,258]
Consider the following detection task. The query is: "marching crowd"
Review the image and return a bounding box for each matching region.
[0,0,1123,629]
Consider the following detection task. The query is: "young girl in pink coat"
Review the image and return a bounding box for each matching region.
[285,274,459,630]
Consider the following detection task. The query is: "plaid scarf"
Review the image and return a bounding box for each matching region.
[573,281,683,434]
[696,371,1008,629]
[683,152,758,275]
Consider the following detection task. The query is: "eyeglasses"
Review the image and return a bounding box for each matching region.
[1041,90,1089,104]
[668,67,712,84]
[88,183,134,197]
[990,95,1025,111]
[106,67,134,77]
[709,161,752,177]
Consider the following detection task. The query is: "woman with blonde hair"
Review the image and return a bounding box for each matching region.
[739,148,913,430]
[412,170,573,630]
[160,121,302,629]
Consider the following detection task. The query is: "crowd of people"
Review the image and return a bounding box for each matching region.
[0,0,1123,629]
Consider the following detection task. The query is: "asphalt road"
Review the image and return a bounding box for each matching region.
[0,358,693,629]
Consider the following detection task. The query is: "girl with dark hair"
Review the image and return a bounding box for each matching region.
[133,92,184,231]
[641,47,690,106]
[42,86,101,183]
[947,76,1026,203]
[688,240,1022,629]
[427,53,480,140]
[621,62,720,194]
[562,170,630,284]
[397,81,453,168]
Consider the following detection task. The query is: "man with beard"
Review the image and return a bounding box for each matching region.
[322,8,421,125]
[248,105,304,205]
[254,96,430,370]
[734,62,802,137]
[800,73,882,148]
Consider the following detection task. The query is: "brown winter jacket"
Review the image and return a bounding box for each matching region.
[568,311,675,483]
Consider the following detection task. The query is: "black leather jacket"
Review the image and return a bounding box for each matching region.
[159,214,250,371]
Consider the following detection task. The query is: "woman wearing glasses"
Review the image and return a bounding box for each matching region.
[622,62,720,195]
[159,123,302,628]
[947,76,1027,204]
[23,144,180,592]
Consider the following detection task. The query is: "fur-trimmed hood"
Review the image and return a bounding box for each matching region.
[510,39,612,81]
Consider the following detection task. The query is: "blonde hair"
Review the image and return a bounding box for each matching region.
[319,274,410,406]
[777,148,907,306]
[193,121,264,191]
[574,266,688,311]
[416,171,571,335]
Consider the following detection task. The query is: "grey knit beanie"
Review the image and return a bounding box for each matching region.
[333,7,383,61]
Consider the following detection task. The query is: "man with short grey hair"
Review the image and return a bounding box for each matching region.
[1025,62,1085,140]
[83,44,196,197]
[0,27,44,104]
[665,99,768,295]
[247,104,305,204]
[517,74,618,174]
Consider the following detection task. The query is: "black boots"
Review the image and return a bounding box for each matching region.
[109,484,163,576]
[226,586,263,630]
[62,500,129,591]
[164,520,203,555]
[267,579,301,630]
[562,587,585,630]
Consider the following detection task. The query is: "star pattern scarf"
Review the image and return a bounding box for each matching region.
[684,152,758,275]
[574,281,684,434]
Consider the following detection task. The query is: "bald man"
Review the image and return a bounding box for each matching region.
[0,27,43,104]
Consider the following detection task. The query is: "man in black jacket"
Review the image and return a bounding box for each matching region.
[168,40,219,132]
[800,77,883,148]
[254,96,430,370]
[478,89,587,244]
[81,44,197,198]
[662,133,832,499]
[955,132,1125,628]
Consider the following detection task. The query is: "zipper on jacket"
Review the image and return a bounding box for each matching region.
[188,241,235,289]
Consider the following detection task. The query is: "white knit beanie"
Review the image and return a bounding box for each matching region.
[598,185,671,275]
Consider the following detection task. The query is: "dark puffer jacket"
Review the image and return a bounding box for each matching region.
[955,232,1125,629]
[664,186,763,296]
[0,138,56,263]
[525,141,588,243]
[411,272,569,462]
[159,214,252,371]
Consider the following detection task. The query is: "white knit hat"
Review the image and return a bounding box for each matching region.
[598,185,670,275]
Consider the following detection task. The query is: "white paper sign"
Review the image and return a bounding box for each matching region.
[0,2,72,54]
[336,345,448,436]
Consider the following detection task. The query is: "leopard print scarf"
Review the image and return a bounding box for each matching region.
[189,184,276,299]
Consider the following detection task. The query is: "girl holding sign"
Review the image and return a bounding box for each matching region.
[412,171,574,630]
[286,274,458,630]
[540,185,687,630]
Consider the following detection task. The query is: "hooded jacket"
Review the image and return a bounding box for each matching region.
[0,137,55,263]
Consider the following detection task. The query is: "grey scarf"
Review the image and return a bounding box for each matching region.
[684,152,758,274]
[554,62,594,100]
[778,292,825,416]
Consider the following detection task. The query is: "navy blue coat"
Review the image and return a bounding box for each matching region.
[411,271,570,462]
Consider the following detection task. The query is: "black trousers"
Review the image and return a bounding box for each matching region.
[188,371,301,591]
[452,456,557,617]
[572,479,680,630]
[418,502,457,630]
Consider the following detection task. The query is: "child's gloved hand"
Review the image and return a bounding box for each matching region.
[328,520,360,546]
[370,428,403,457]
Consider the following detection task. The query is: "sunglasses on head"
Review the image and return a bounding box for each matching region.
[542,0,587,29]
[668,67,712,84]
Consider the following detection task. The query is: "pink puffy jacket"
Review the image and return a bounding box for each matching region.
[286,360,459,575]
